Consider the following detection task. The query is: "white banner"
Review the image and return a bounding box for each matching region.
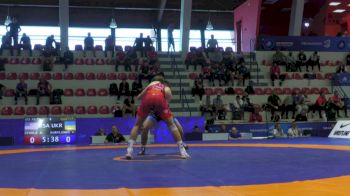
[329,120,350,139]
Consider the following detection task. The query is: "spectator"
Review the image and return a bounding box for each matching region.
[122,98,134,117]
[272,49,286,65]
[295,110,308,121]
[193,125,201,133]
[219,124,228,133]
[229,127,242,139]
[6,17,21,48]
[265,92,281,121]
[144,35,153,53]
[131,80,143,101]
[281,93,296,119]
[296,50,307,72]
[138,59,151,83]
[0,32,12,55]
[207,34,219,52]
[200,95,215,125]
[167,24,175,54]
[41,49,54,71]
[336,63,347,73]
[14,79,28,105]
[95,128,106,136]
[84,32,95,57]
[271,122,286,138]
[287,121,301,137]
[213,95,223,113]
[249,109,263,123]
[209,49,223,65]
[191,79,204,101]
[185,48,198,70]
[109,83,119,97]
[212,64,225,86]
[346,53,350,66]
[230,95,243,120]
[244,80,255,95]
[242,93,255,112]
[238,63,251,86]
[0,83,5,101]
[312,92,327,119]
[45,35,56,50]
[36,77,52,105]
[115,50,127,72]
[105,35,115,57]
[330,90,348,118]
[0,57,6,71]
[112,105,123,117]
[104,126,126,143]
[62,46,73,71]
[119,79,130,100]
[18,33,32,56]
[270,62,285,86]
[134,33,144,58]
[286,51,296,72]
[307,51,320,72]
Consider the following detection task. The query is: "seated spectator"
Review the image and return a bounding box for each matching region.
[200,95,215,124]
[265,92,281,121]
[105,35,115,57]
[0,83,5,101]
[112,105,123,117]
[45,35,57,51]
[330,90,348,117]
[271,122,286,138]
[272,49,286,65]
[295,92,307,114]
[202,66,214,86]
[0,57,6,71]
[229,127,241,139]
[0,32,12,56]
[296,50,306,72]
[207,34,218,52]
[244,80,255,95]
[185,48,198,70]
[270,62,285,86]
[36,77,52,105]
[196,48,209,68]
[249,109,263,123]
[287,121,301,137]
[222,50,236,70]
[95,128,106,136]
[84,32,95,57]
[213,95,224,116]
[238,63,251,86]
[295,110,308,121]
[307,51,320,72]
[126,48,138,71]
[336,63,347,73]
[122,98,134,117]
[281,93,296,119]
[41,49,54,71]
[131,80,143,101]
[212,64,226,86]
[242,93,255,112]
[286,51,296,72]
[62,46,73,71]
[15,79,28,105]
[312,92,327,119]
[144,35,153,53]
[219,124,228,133]
[109,82,119,97]
[18,33,32,56]
[134,33,145,58]
[115,50,127,72]
[147,49,158,66]
[104,126,126,143]
[138,59,151,83]
[191,79,204,101]
[119,79,130,100]
[230,95,243,120]
[209,49,223,65]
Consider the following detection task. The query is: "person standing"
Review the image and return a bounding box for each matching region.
[167,24,175,54]
[15,79,28,105]
[6,17,21,48]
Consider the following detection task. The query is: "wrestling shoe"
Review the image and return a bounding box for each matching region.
[125,147,133,160]
[138,147,146,155]
[180,151,191,159]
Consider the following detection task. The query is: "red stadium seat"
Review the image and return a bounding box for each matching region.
[205,88,214,96]
[107,73,117,80]
[273,88,283,95]
[115,45,123,52]
[20,57,30,64]
[64,89,74,96]
[99,105,110,114]
[316,73,324,80]
[98,88,108,96]
[26,106,38,115]
[53,73,63,80]
[9,58,19,64]
[235,88,244,95]
[264,88,273,95]
[85,58,95,65]
[86,73,95,80]
[19,73,29,80]
[33,44,43,51]
[64,72,74,80]
[0,72,5,80]
[39,106,50,115]
[96,59,105,65]
[32,58,42,65]
[283,88,292,95]
[301,88,311,95]
[261,59,266,65]
[106,58,114,65]
[75,58,84,65]
[6,73,17,80]
[51,106,62,115]
[63,106,74,115]
[189,73,198,80]
[325,73,334,80]
[41,72,51,80]
[285,73,292,80]
[14,106,25,115]
[75,89,85,96]
[292,73,302,80]
[1,106,13,115]
[87,88,96,96]
[292,88,301,94]
[311,88,320,94]
[320,88,330,94]
[128,73,137,80]
[254,88,264,95]
[4,89,15,97]
[30,72,40,80]
[214,88,224,95]
[87,106,98,114]
[118,73,127,80]
[74,72,85,80]
[75,106,86,114]
[96,73,107,80]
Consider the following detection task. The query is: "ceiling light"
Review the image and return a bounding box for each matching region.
[206,20,213,31]
[329,2,341,6]
[333,9,346,13]
[109,18,117,29]
[304,22,310,28]
[4,16,11,26]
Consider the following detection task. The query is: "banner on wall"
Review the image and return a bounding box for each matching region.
[329,120,350,139]
[257,36,350,52]
[334,73,350,86]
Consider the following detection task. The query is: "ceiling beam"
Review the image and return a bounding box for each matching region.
[157,0,167,23]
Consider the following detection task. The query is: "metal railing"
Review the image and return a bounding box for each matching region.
[249,38,259,85]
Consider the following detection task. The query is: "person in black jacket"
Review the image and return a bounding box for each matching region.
[104,126,125,143]
[119,79,130,100]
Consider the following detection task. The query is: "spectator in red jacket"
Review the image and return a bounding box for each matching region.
[249,109,263,123]
[270,62,285,86]
[312,92,327,119]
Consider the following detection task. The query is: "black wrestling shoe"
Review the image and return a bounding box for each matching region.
[138,147,146,155]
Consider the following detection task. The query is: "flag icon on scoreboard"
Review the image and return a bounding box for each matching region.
[64,121,76,132]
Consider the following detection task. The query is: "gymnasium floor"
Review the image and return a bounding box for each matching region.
[0,138,350,196]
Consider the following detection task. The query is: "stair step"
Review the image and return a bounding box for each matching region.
[170,99,195,104]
